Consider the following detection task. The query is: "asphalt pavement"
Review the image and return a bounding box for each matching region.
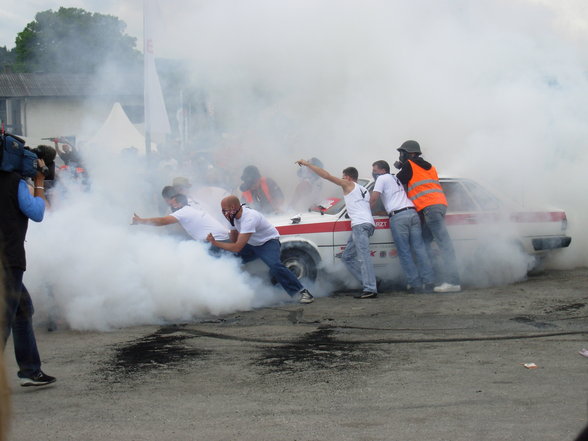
[5,268,588,441]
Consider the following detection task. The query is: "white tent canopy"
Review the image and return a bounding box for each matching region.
[86,102,155,154]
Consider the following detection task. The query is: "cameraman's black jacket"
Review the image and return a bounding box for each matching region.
[0,171,29,270]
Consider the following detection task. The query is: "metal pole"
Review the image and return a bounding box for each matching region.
[143,0,151,158]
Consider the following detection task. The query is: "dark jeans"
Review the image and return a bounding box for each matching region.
[238,239,304,296]
[3,267,42,378]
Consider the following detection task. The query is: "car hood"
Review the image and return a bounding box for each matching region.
[268,210,341,228]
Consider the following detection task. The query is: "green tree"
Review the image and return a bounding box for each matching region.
[0,46,16,72]
[14,7,141,73]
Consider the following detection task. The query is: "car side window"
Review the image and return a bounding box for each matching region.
[462,181,500,211]
[441,181,477,212]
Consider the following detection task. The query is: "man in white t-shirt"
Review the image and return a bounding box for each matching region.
[369,160,435,293]
[132,192,230,253]
[296,159,377,299]
[206,195,314,304]
[173,175,232,228]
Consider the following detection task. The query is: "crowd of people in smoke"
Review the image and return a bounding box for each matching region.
[131,139,462,306]
[0,134,460,393]
[131,144,323,223]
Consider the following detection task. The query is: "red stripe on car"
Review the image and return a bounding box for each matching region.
[276,211,565,236]
[510,211,566,223]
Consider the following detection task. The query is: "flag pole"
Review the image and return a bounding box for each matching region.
[143,0,151,158]
[143,0,171,159]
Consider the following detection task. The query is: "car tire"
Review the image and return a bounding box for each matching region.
[281,248,318,282]
[461,239,532,288]
[527,254,546,276]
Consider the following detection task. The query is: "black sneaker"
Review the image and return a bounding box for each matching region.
[376,278,383,292]
[354,291,377,299]
[20,371,56,387]
[298,289,314,304]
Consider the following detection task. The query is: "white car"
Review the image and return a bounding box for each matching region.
[272,177,571,286]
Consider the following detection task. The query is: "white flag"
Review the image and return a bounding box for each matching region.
[144,0,171,145]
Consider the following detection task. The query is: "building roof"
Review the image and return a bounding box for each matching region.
[0,73,143,98]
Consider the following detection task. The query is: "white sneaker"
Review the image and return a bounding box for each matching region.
[298,289,314,304]
[433,283,461,293]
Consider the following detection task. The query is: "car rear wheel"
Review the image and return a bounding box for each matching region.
[461,239,533,288]
[281,249,318,282]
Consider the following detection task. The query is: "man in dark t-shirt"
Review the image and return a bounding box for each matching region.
[0,166,56,387]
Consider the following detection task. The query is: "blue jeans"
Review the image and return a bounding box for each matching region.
[421,204,461,285]
[239,239,304,296]
[341,223,377,293]
[389,209,435,288]
[3,267,42,378]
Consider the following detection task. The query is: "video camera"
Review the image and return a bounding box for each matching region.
[0,132,56,180]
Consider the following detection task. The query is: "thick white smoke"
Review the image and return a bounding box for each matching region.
[18,0,588,329]
[157,0,588,266]
[154,0,587,187]
[23,150,293,331]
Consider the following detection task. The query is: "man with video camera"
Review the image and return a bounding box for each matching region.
[0,136,56,387]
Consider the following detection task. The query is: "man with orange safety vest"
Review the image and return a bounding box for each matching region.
[239,165,284,214]
[370,160,435,294]
[395,140,461,293]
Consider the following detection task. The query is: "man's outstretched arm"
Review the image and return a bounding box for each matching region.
[296,159,354,193]
[131,213,179,226]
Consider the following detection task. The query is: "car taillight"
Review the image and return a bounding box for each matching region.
[562,213,568,231]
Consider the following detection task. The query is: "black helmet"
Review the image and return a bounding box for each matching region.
[240,165,261,191]
[241,165,261,181]
[397,140,422,154]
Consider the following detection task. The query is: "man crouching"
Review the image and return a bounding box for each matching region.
[206,195,314,304]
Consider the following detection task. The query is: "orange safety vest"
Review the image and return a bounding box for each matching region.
[242,177,272,204]
[59,164,86,174]
[406,160,447,211]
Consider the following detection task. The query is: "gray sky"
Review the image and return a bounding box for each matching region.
[2,0,587,51]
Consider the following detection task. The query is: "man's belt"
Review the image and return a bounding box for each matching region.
[388,206,415,217]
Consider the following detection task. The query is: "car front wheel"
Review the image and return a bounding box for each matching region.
[281,248,318,282]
